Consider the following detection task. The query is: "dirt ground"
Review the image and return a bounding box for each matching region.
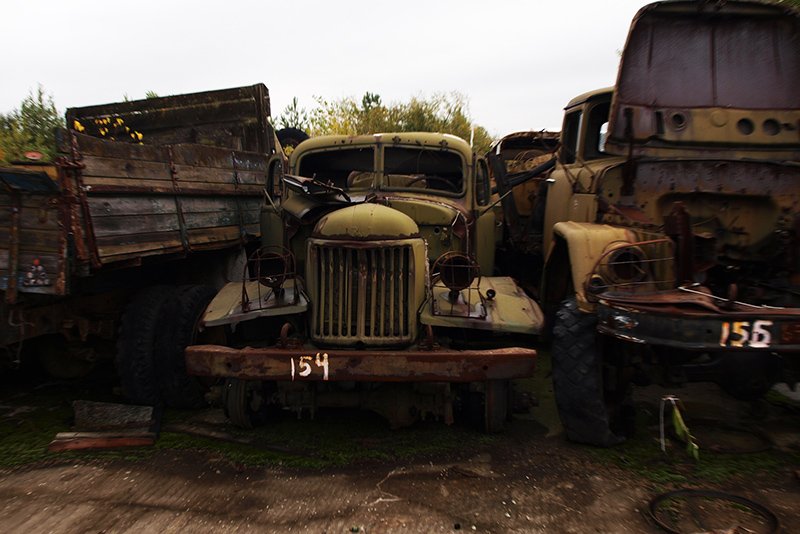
[1,357,799,533]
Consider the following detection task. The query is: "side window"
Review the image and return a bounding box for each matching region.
[475,158,490,206]
[583,101,611,160]
[560,110,582,164]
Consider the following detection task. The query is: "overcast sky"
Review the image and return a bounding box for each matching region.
[3,0,651,136]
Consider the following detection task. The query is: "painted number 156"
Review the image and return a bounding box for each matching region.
[719,320,773,348]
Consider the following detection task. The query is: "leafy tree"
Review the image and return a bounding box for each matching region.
[275,96,311,132]
[0,86,62,163]
[287,92,493,153]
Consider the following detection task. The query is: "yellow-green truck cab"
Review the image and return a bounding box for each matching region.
[185,132,540,431]
[534,1,800,446]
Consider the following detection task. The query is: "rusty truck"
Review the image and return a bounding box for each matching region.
[182,132,539,431]
[491,0,800,446]
[1,84,285,408]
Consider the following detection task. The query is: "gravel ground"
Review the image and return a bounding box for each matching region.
[1,363,798,533]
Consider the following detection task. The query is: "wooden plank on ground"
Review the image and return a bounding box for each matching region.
[48,433,156,452]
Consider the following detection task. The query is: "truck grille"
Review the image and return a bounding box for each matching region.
[310,244,414,345]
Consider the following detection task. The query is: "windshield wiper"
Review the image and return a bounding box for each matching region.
[283,174,351,203]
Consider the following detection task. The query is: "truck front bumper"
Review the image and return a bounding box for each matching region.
[185,345,536,382]
[597,296,800,353]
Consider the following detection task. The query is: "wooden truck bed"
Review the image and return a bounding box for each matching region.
[1,84,275,304]
[1,132,268,302]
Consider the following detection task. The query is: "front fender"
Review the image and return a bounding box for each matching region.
[420,276,543,334]
[548,221,637,311]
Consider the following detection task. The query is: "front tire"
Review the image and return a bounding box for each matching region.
[551,298,624,447]
[154,285,217,408]
[116,286,176,405]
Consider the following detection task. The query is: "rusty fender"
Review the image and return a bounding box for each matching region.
[185,345,536,382]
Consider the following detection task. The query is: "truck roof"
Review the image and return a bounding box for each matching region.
[564,87,613,110]
[290,132,473,163]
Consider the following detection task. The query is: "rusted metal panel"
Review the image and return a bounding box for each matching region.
[606,1,800,159]
[185,344,536,382]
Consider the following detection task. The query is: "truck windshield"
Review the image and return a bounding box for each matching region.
[383,146,464,195]
[296,145,465,194]
[297,147,375,190]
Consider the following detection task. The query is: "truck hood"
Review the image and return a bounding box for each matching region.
[605,0,800,160]
[313,203,420,240]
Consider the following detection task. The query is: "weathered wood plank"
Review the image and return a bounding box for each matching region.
[71,100,263,137]
[0,195,60,210]
[0,209,61,230]
[172,144,268,172]
[0,228,61,251]
[87,196,179,217]
[96,235,184,263]
[172,165,267,186]
[91,212,181,238]
[80,177,263,196]
[48,435,155,452]
[173,165,239,185]
[81,155,171,181]
[186,226,244,245]
[73,131,164,161]
[81,175,177,192]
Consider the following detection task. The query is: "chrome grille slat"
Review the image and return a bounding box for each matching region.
[369,249,377,337]
[310,243,413,345]
[389,248,395,336]
[337,248,344,336]
[399,247,405,335]
[379,250,386,337]
[327,248,334,335]
[357,249,368,338]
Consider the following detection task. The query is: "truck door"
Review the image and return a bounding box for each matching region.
[473,156,496,275]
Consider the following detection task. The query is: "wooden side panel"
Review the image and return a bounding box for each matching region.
[65,84,275,154]
[0,192,65,296]
[70,132,268,266]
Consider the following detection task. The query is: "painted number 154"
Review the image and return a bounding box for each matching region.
[290,353,330,381]
[719,320,773,348]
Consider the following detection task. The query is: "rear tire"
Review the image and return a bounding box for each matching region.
[223,378,264,428]
[276,127,309,152]
[116,286,176,405]
[459,380,511,433]
[484,380,511,433]
[551,298,624,447]
[155,285,217,408]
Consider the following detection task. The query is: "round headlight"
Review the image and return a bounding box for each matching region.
[606,246,647,284]
[434,252,479,292]
[250,246,294,289]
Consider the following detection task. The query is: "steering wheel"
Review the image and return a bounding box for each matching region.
[404,176,459,192]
